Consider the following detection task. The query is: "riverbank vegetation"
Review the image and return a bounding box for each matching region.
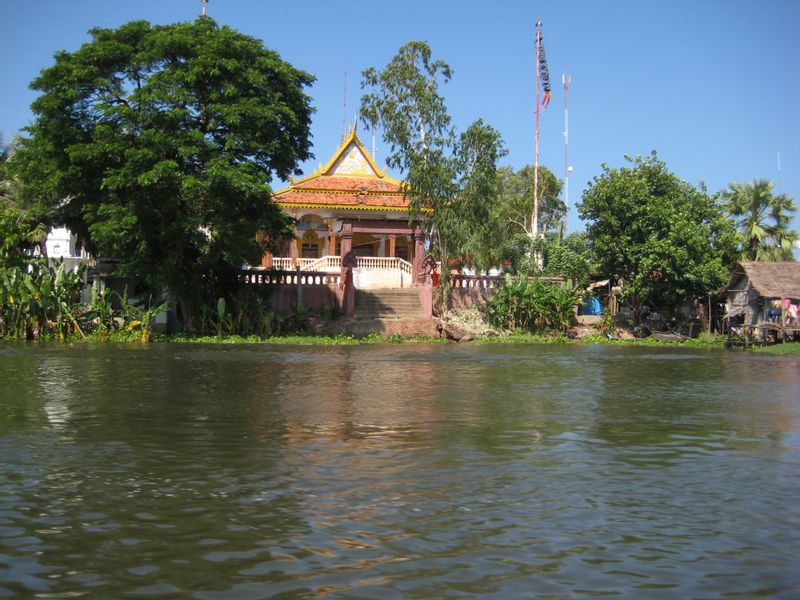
[26,328,750,351]
[483,277,581,333]
[84,330,800,353]
[752,342,800,355]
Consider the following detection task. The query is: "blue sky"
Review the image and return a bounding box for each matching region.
[3,0,799,243]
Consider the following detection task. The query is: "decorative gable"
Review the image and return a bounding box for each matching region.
[273,128,414,212]
[319,128,385,178]
[329,141,376,176]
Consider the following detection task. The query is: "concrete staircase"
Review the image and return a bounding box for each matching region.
[355,288,425,319]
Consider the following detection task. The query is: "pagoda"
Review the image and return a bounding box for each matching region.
[263,128,427,287]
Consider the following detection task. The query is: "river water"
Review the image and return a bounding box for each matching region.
[1,342,799,599]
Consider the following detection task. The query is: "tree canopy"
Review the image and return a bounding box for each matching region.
[486,164,570,277]
[360,42,506,274]
[9,18,315,326]
[721,179,797,262]
[578,153,736,322]
[494,164,564,237]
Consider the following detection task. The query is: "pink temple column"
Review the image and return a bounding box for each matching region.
[339,221,353,258]
[290,228,298,267]
[412,225,425,285]
[327,231,336,256]
[339,222,355,318]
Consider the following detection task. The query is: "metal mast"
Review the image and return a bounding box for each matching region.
[532,18,552,239]
[563,73,572,228]
[532,20,542,239]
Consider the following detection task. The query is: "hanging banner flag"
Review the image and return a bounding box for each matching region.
[537,23,552,109]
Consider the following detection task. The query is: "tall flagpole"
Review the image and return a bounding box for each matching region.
[532,18,552,240]
[563,73,571,229]
[532,19,542,240]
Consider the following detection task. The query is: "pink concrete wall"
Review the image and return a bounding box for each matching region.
[241,270,344,315]
[263,284,343,314]
[449,286,495,310]
[448,275,502,310]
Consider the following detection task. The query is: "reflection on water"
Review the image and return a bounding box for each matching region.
[1,342,799,598]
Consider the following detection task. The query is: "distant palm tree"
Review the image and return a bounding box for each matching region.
[722,179,797,261]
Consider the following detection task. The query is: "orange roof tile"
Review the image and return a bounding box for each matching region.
[291,176,403,194]
[275,190,411,210]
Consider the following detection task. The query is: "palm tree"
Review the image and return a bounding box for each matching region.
[722,179,797,261]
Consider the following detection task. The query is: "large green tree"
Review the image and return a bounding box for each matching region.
[10,18,314,327]
[494,164,565,237]
[489,164,567,276]
[721,179,797,261]
[360,42,506,274]
[541,231,593,285]
[578,153,736,323]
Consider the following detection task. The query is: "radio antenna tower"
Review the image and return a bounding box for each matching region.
[563,73,572,229]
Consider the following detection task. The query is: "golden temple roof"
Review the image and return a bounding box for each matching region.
[273,128,411,212]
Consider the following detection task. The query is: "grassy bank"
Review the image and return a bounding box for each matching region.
[71,329,737,349]
[751,342,800,355]
[87,330,446,345]
[19,325,799,352]
[473,331,729,349]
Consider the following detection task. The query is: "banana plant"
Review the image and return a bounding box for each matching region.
[122,290,168,342]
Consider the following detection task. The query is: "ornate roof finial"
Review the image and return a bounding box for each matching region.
[201,0,209,17]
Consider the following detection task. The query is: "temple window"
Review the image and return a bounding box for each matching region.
[301,230,322,258]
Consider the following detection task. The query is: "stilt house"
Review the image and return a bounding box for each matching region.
[724,261,800,327]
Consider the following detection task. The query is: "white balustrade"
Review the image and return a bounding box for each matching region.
[271,258,294,270]
[356,257,413,273]
[264,256,415,289]
[299,255,342,272]
[241,268,342,287]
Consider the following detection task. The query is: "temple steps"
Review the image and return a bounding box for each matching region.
[355,288,424,319]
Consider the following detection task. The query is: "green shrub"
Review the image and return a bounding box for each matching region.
[484,275,580,334]
[1,262,85,339]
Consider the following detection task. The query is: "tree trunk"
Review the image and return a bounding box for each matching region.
[177,296,199,334]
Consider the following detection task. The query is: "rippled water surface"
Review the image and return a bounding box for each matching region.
[1,342,799,598]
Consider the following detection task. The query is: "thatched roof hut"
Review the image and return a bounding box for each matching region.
[724,261,800,324]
